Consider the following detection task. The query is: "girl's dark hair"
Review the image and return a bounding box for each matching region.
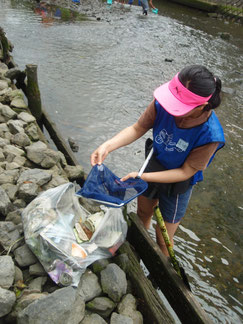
[178,65,222,111]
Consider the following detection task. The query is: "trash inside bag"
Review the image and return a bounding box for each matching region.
[76,163,148,207]
[22,182,128,287]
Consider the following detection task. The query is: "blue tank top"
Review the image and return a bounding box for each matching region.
[153,100,225,185]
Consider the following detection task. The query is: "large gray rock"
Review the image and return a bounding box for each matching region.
[0,255,15,289]
[17,286,85,324]
[100,263,127,302]
[17,168,52,186]
[77,269,102,302]
[14,244,38,267]
[0,287,16,317]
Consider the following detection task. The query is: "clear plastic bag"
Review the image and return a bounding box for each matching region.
[22,182,128,287]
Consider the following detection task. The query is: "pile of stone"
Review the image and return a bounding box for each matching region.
[0,39,143,324]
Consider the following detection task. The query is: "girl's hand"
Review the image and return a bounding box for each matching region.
[120,172,139,182]
[90,144,109,166]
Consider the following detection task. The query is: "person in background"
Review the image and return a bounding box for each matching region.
[91,65,225,256]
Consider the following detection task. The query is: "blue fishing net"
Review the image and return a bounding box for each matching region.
[76,164,148,207]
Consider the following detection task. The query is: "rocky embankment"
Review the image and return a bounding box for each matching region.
[0,31,143,324]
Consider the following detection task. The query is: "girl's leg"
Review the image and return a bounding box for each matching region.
[155,221,180,256]
[137,195,158,229]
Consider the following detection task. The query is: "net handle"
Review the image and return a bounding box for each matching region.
[138,148,153,178]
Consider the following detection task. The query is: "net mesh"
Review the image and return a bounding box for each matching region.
[76,164,148,207]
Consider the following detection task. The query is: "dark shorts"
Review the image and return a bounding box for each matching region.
[142,183,193,223]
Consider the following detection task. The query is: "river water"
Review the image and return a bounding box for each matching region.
[0,0,242,322]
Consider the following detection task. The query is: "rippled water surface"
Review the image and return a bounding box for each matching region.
[0,0,242,322]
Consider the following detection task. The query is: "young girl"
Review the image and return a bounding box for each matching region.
[91,65,225,256]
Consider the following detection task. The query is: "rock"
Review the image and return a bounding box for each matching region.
[18,112,36,123]
[91,259,110,274]
[68,137,79,152]
[28,276,47,292]
[7,119,26,134]
[3,144,25,161]
[0,221,21,251]
[81,313,107,324]
[13,199,26,208]
[25,123,39,141]
[1,183,18,201]
[0,62,8,75]
[14,266,24,283]
[17,286,85,324]
[14,244,38,267]
[5,209,23,225]
[26,141,61,168]
[18,182,39,203]
[0,103,17,122]
[10,97,28,109]
[0,255,15,289]
[86,296,116,318]
[110,312,133,324]
[0,186,12,216]
[29,262,46,276]
[0,287,16,317]
[11,132,31,147]
[0,169,19,185]
[100,263,127,302]
[4,67,22,81]
[0,80,9,91]
[64,165,84,181]
[17,168,52,186]
[117,294,143,324]
[77,269,102,302]
[41,175,68,190]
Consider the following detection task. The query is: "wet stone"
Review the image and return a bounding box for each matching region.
[100,263,127,302]
[0,255,15,289]
[77,269,102,302]
[0,186,12,217]
[0,287,16,317]
[14,243,38,267]
[0,221,21,251]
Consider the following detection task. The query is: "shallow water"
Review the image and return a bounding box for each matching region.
[0,0,242,322]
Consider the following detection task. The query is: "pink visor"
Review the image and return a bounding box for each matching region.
[153,73,213,116]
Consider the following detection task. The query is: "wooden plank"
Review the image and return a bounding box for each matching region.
[118,241,176,324]
[127,212,213,324]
